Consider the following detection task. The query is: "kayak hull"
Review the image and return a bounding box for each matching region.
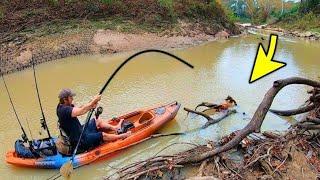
[5,102,180,169]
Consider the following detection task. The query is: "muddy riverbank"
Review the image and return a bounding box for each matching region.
[0,0,241,75]
[0,22,236,75]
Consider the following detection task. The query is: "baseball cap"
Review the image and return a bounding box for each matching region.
[58,88,76,99]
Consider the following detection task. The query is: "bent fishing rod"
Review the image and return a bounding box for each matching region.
[61,49,194,176]
[31,59,52,138]
[1,73,30,143]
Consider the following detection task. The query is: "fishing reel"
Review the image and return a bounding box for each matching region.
[21,133,28,143]
[95,106,103,119]
[40,118,48,130]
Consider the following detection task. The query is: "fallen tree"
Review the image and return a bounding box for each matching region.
[104,77,320,180]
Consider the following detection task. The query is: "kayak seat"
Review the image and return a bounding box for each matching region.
[138,112,154,124]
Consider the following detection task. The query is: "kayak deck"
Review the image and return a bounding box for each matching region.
[6,102,180,169]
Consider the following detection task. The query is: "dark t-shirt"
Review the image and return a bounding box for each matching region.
[56,104,82,147]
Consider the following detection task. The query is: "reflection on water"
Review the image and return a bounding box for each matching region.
[0,35,319,179]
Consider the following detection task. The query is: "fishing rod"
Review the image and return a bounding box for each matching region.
[1,73,30,143]
[26,118,34,140]
[60,49,194,177]
[31,58,52,138]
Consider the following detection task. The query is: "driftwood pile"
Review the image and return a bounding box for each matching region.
[104,77,320,180]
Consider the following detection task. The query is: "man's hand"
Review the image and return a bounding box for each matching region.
[71,95,102,117]
[93,95,102,103]
[90,95,102,109]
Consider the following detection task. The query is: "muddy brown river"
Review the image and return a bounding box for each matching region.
[0,35,319,179]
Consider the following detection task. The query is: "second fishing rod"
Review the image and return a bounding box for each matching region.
[31,58,52,139]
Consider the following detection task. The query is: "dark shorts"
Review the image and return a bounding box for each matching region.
[80,118,103,151]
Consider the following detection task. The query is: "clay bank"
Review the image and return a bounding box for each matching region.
[0,27,234,75]
[0,0,239,75]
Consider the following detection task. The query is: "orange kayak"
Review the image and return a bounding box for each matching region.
[6,101,180,169]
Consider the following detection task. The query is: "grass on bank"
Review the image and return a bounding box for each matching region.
[275,12,320,33]
[20,17,177,38]
[3,0,239,39]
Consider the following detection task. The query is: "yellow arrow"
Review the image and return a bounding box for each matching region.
[249,34,286,83]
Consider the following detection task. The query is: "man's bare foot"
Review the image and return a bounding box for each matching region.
[120,131,132,139]
[102,131,131,142]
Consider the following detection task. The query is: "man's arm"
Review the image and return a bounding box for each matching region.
[71,95,101,117]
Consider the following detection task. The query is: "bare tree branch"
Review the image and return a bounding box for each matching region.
[202,109,237,129]
[269,104,315,116]
[184,107,213,121]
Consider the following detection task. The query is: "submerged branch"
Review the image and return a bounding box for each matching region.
[202,109,237,129]
[269,104,315,116]
[184,107,213,121]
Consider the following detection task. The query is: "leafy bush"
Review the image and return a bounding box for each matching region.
[299,0,320,14]
[158,0,173,9]
[0,0,239,34]
[273,3,300,20]
[101,0,114,5]
[220,2,239,23]
[48,0,60,6]
[277,12,320,32]
[157,0,175,20]
[175,0,219,20]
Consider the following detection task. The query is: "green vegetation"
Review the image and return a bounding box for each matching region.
[0,0,240,36]
[220,3,240,23]
[276,12,320,33]
[274,0,320,33]
[299,0,320,14]
[220,0,319,32]
[100,0,114,4]
[158,0,173,9]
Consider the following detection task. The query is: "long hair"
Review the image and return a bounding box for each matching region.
[59,98,64,104]
[57,98,65,116]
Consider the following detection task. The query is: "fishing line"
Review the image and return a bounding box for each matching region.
[1,74,29,142]
[60,49,194,177]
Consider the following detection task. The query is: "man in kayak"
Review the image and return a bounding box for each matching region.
[56,88,131,153]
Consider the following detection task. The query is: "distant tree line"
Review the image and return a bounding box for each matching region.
[299,0,320,13]
[220,0,319,23]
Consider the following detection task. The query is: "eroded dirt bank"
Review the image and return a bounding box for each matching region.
[0,0,240,75]
[0,24,234,75]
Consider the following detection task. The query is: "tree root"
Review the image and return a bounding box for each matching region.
[104,77,320,180]
[180,77,320,164]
